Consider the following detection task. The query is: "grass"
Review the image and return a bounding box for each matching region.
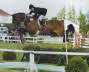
[0,41,72,62]
[0,68,25,72]
[0,41,24,61]
[0,41,24,50]
[0,42,68,51]
[0,68,55,72]
[0,41,73,50]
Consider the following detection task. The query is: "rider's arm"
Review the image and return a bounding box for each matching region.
[27,10,35,17]
[27,13,35,17]
[29,10,33,14]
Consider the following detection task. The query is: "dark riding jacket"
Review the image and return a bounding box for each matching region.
[29,7,47,18]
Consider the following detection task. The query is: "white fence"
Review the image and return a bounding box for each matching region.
[81,38,89,48]
[1,49,89,55]
[0,35,63,44]
[0,49,69,72]
[1,49,89,72]
[0,35,89,48]
[1,49,89,71]
[0,35,21,43]
[24,36,63,44]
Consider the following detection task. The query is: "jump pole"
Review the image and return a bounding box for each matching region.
[64,21,68,64]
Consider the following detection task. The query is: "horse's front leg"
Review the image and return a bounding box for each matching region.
[36,30,40,35]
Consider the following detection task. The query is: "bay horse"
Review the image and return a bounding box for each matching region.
[12,13,64,36]
[12,13,75,42]
[24,17,65,36]
[24,17,75,42]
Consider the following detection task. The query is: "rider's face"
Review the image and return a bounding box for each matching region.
[31,8,34,11]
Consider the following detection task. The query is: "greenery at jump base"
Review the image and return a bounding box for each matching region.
[65,56,89,72]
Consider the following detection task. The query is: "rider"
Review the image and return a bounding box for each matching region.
[29,4,47,28]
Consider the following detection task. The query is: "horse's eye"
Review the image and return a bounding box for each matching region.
[30,18,33,21]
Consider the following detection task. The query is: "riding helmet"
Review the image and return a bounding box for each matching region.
[29,4,34,9]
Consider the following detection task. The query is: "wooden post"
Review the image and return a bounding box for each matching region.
[73,33,82,48]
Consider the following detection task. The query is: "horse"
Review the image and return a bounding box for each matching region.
[25,18,75,42]
[23,15,65,37]
[12,13,64,36]
[12,13,75,42]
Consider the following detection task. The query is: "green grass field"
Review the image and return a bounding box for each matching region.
[0,41,71,50]
[0,41,72,61]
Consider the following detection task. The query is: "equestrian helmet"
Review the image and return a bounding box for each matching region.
[29,4,34,9]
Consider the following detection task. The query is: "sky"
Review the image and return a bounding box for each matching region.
[0,0,89,18]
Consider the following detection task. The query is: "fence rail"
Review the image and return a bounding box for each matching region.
[1,49,89,72]
[0,35,21,43]
[0,35,63,44]
[1,49,89,55]
[81,38,89,48]
[0,35,89,48]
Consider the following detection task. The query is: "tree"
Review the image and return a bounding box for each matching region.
[51,17,58,21]
[65,56,89,72]
[57,7,66,20]
[67,7,76,23]
[57,7,77,23]
[78,10,87,35]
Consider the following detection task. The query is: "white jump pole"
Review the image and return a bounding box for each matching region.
[64,21,68,64]
[27,52,38,72]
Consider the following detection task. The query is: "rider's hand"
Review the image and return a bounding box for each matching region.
[27,14,31,16]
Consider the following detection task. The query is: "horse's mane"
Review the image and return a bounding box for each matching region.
[12,13,25,16]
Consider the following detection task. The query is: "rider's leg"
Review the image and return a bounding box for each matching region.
[37,15,45,27]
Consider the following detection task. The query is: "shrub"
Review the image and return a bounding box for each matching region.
[82,56,89,66]
[3,52,16,61]
[65,56,89,72]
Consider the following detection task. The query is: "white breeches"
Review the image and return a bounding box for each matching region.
[37,15,45,26]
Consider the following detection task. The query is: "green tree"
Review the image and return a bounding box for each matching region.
[57,7,66,20]
[51,17,58,21]
[65,56,89,72]
[67,7,76,23]
[78,10,87,35]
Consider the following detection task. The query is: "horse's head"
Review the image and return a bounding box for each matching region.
[24,16,39,35]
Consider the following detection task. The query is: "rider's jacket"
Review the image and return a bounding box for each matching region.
[29,7,47,18]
